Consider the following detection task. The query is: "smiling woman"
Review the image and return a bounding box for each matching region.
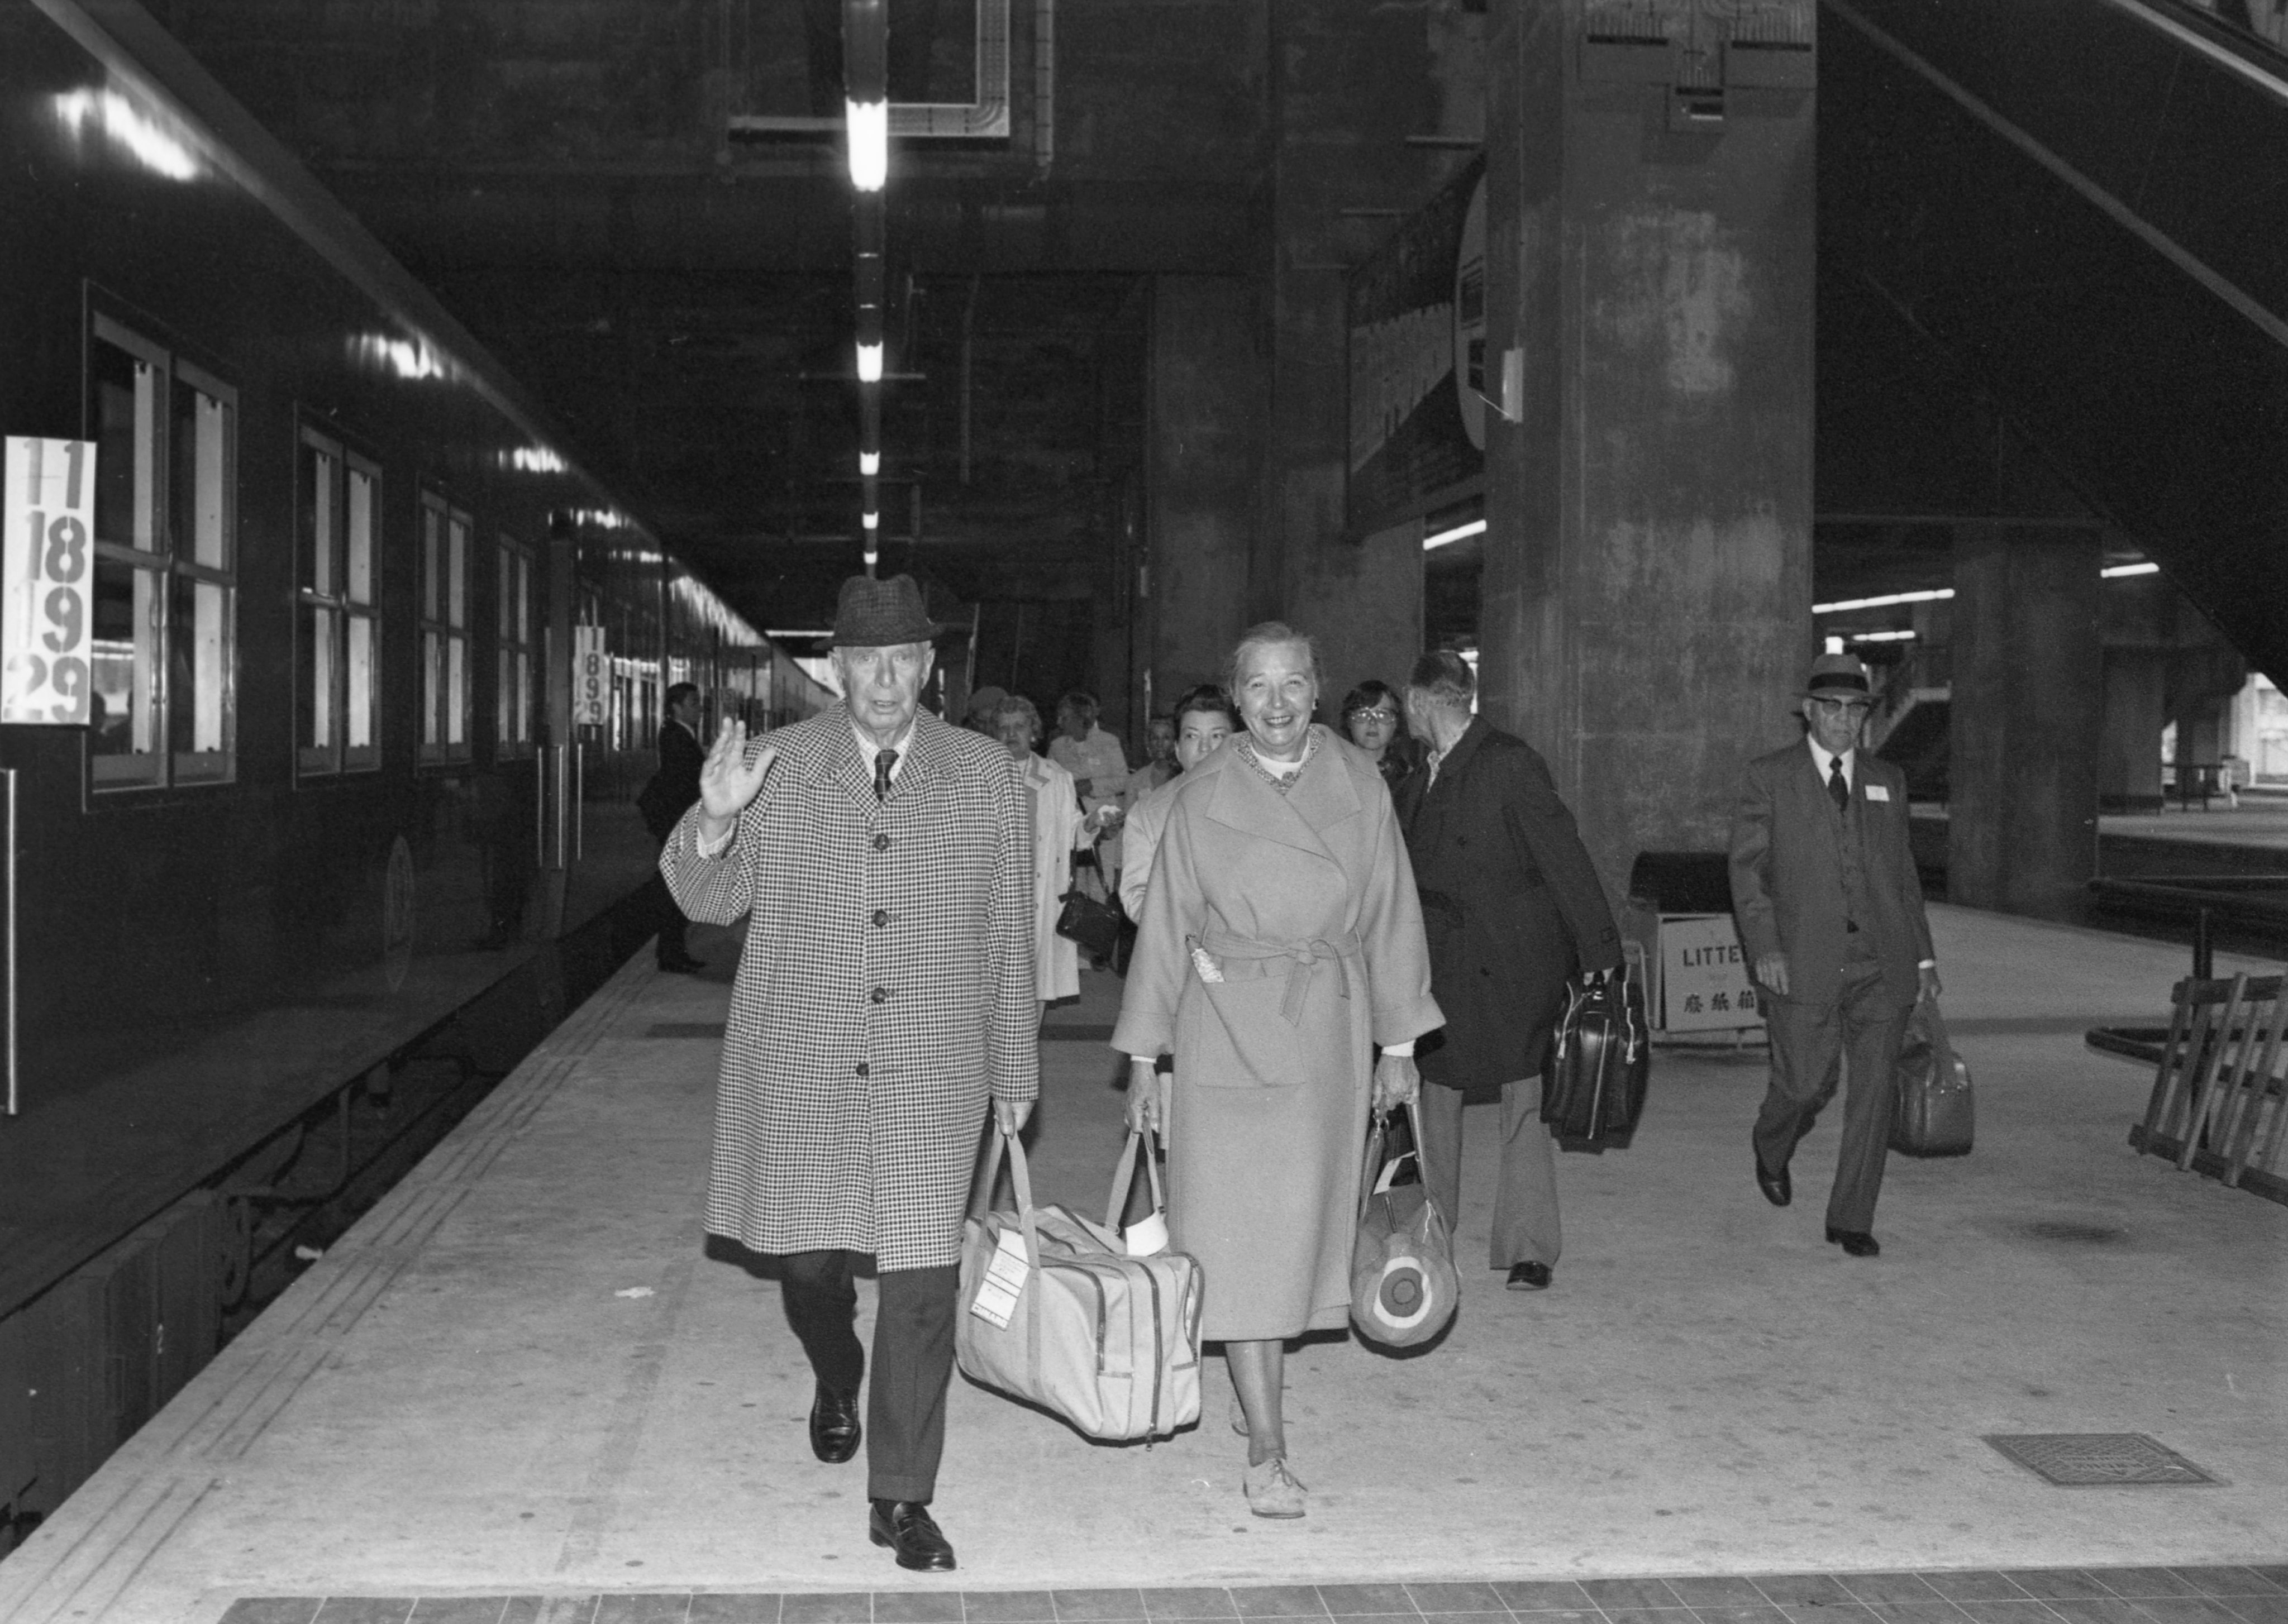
[1112,619,1442,1522]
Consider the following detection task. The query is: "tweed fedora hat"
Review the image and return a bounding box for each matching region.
[830,572,940,648]
[1801,651,1874,700]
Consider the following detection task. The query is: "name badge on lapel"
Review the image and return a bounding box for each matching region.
[1864,784,1891,803]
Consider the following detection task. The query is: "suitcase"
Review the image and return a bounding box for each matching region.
[1542,961,1651,1143]
[1891,999,1975,1157]
[956,1125,1203,1442]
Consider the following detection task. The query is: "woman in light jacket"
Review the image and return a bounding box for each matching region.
[1110,624,1441,1521]
[997,695,1114,1013]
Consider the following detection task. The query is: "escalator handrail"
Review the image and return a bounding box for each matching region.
[2114,0,2288,104]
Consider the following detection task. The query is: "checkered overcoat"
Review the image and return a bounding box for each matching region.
[661,706,1038,1271]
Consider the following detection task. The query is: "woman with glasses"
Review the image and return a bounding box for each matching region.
[1340,679,1419,789]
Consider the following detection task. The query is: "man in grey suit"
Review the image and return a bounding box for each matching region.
[1729,652,1941,1258]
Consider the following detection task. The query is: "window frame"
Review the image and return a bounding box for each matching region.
[84,310,240,799]
[494,533,536,760]
[418,489,473,767]
[294,420,383,781]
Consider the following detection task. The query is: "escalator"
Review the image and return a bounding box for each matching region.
[1819,0,2288,686]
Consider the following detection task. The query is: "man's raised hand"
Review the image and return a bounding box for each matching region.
[697,718,777,840]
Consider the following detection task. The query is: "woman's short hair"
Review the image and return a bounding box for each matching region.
[995,694,1043,741]
[1407,649,1476,709]
[1339,680,1403,720]
[1227,621,1319,691]
[1171,684,1240,731]
[1057,690,1099,720]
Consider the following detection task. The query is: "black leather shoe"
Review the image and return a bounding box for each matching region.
[657,955,706,975]
[869,1498,955,1572]
[809,1384,861,1464]
[1826,1226,1880,1258]
[1505,1261,1553,1291]
[1755,1154,1793,1208]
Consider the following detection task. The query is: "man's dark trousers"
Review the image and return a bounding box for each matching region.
[1755,961,1913,1233]
[1415,1070,1561,1269]
[778,1250,959,1503]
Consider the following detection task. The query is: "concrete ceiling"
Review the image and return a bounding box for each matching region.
[161,0,1276,631]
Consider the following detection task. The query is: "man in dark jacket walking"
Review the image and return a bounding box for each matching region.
[1398,651,1622,1291]
[639,681,708,972]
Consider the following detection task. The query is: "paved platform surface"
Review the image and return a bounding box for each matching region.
[3,906,2282,1624]
[212,1563,2288,1624]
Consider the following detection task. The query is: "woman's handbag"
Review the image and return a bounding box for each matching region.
[1542,959,1651,1144]
[1891,998,1975,1156]
[1054,886,1126,961]
[1348,1100,1460,1349]
[955,1124,1203,1441]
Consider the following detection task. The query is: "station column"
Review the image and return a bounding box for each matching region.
[1477,3,1817,891]
[1949,523,2103,919]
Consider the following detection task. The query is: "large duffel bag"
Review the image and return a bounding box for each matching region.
[956,1125,1203,1442]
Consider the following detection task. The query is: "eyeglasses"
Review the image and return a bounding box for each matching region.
[1348,708,1398,724]
[1809,698,1872,718]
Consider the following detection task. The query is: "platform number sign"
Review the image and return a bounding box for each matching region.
[3,437,98,727]
[573,625,608,727]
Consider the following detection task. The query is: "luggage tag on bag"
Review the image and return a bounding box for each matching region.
[967,1226,1031,1329]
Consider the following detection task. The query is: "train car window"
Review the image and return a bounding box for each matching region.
[496,537,535,757]
[297,424,382,777]
[420,491,473,764]
[85,317,238,792]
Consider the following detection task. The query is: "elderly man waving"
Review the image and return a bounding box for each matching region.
[661,572,1036,1572]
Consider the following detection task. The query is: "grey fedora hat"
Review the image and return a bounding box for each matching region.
[830,572,941,648]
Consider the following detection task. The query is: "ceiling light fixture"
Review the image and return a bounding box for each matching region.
[1423,517,1487,552]
[846,98,889,191]
[860,451,880,476]
[856,342,884,382]
[862,510,880,531]
[1813,587,1955,614]
[2101,561,2161,579]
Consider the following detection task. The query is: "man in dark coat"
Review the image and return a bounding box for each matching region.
[638,681,707,972]
[661,574,1036,1572]
[1398,650,1622,1291]
[1729,651,1939,1259]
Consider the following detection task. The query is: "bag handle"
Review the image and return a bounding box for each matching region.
[1358,1097,1438,1216]
[1102,1128,1166,1232]
[973,1117,1044,1271]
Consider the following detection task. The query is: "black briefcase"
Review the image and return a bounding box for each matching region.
[1542,964,1651,1144]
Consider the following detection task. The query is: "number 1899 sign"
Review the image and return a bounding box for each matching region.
[3,437,97,727]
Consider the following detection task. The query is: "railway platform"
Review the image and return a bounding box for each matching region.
[1,907,2281,1624]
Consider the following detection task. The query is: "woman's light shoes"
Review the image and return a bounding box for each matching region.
[1243,1455,1307,1518]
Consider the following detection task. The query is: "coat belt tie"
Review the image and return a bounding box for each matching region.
[1199,929,1362,1026]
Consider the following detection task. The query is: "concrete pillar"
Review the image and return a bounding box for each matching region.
[1948,524,2101,919]
[1147,278,1263,703]
[2099,651,2167,812]
[1478,4,1817,893]
[1259,0,1474,712]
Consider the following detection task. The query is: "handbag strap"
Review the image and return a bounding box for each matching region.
[973,1120,1043,1270]
[1100,1127,1169,1232]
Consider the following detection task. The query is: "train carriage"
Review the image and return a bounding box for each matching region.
[0,0,829,1542]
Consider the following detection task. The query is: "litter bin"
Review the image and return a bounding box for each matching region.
[1620,852,1766,1037]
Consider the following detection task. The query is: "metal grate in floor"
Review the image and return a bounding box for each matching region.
[645,1023,726,1040]
[1984,1432,2222,1486]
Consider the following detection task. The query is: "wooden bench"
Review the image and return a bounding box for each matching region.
[2129,972,2288,1205]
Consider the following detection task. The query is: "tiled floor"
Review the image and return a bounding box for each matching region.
[218,1567,2288,1624]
